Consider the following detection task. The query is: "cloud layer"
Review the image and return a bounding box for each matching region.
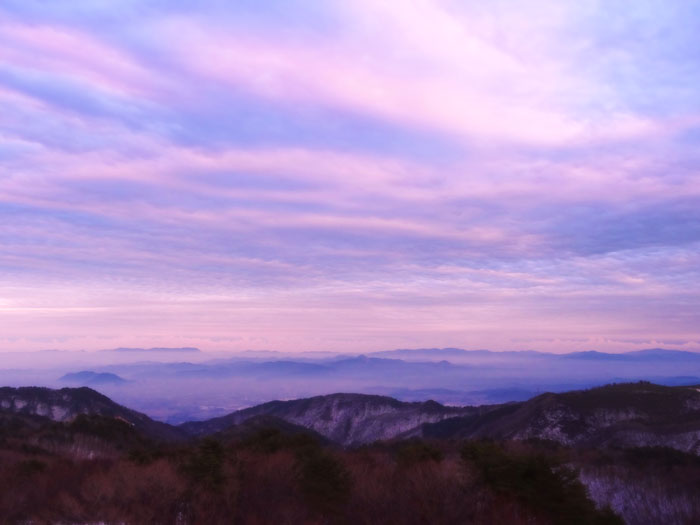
[1,1,699,352]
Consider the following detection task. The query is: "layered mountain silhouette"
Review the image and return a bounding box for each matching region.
[2,382,700,454]
[35,348,700,422]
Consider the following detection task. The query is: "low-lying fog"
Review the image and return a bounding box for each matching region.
[1,347,699,424]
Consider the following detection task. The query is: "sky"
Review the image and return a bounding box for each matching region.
[1,0,699,353]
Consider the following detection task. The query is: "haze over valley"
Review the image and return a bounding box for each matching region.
[2,346,699,423]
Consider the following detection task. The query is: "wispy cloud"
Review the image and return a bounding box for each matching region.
[1,1,699,352]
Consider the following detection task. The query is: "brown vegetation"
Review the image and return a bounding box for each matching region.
[0,428,632,525]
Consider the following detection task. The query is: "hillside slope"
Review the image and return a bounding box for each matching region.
[0,386,184,442]
[180,393,482,446]
[416,382,700,453]
[4,383,700,453]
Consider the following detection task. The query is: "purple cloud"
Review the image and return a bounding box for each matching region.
[1,1,699,353]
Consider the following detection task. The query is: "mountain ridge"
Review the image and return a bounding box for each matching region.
[178,392,479,446]
[413,382,700,453]
[0,386,183,442]
[3,382,700,453]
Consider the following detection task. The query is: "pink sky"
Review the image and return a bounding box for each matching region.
[1,1,699,353]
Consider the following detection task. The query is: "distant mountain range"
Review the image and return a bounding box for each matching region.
[37,347,700,423]
[369,347,546,360]
[105,347,201,353]
[60,371,126,385]
[560,349,700,361]
[3,382,700,453]
[370,347,700,362]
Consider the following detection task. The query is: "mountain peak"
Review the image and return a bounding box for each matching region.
[0,386,182,442]
[60,371,126,385]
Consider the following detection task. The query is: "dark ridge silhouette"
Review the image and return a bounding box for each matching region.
[0,386,184,442]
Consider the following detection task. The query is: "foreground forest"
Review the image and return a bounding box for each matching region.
[1,382,700,524]
[1,426,624,524]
